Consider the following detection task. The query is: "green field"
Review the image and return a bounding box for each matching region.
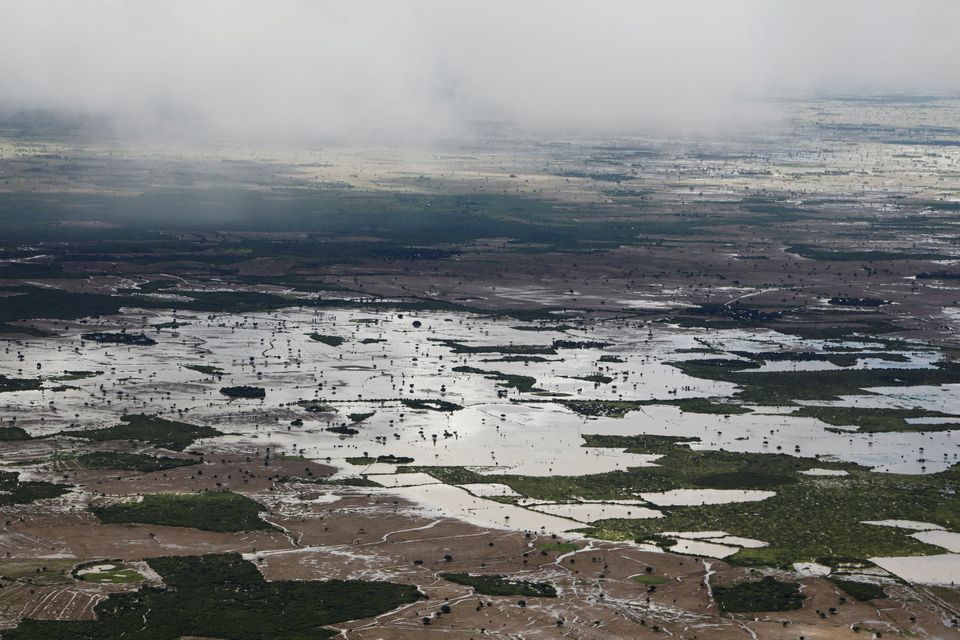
[62,414,222,451]
[92,491,275,533]
[2,553,422,640]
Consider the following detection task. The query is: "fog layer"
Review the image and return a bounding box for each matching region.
[1,0,958,141]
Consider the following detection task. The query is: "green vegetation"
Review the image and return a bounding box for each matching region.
[298,400,334,413]
[0,375,42,393]
[77,452,200,473]
[348,411,375,423]
[62,414,222,451]
[414,435,960,567]
[220,385,266,399]
[309,333,345,347]
[327,425,359,435]
[2,553,423,640]
[92,491,274,533]
[790,406,960,433]
[0,471,70,506]
[80,332,157,346]
[713,576,805,613]
[440,573,557,597]
[74,562,144,584]
[577,437,959,566]
[182,364,224,376]
[49,370,103,381]
[671,359,960,404]
[433,339,557,355]
[786,244,948,262]
[829,578,887,601]
[567,374,614,384]
[730,350,909,367]
[632,574,669,586]
[453,366,541,393]
[377,454,414,464]
[598,355,626,363]
[0,426,32,441]
[0,559,77,586]
[345,456,377,465]
[557,398,751,418]
[152,321,187,329]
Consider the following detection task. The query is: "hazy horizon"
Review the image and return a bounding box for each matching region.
[2,0,959,143]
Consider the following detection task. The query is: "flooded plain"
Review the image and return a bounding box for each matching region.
[3,304,960,566]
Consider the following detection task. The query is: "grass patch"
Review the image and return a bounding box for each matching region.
[566,374,614,384]
[632,574,669,585]
[2,553,423,640]
[432,339,557,356]
[309,333,345,347]
[0,426,32,440]
[829,578,887,601]
[730,350,909,367]
[92,491,274,533]
[671,359,960,404]
[0,375,42,393]
[298,400,334,413]
[713,576,805,612]
[62,414,222,451]
[558,398,751,418]
[80,332,157,346]
[0,471,70,506]
[440,573,557,597]
[49,370,103,381]
[74,561,144,584]
[453,366,541,393]
[0,559,77,585]
[413,436,960,567]
[77,452,200,473]
[791,406,960,433]
[183,364,225,376]
[220,385,266,399]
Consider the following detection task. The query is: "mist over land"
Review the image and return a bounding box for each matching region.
[2,0,959,142]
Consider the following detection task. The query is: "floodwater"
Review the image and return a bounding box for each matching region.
[2,305,959,539]
[639,489,775,506]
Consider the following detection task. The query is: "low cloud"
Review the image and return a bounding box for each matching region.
[1,0,957,142]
